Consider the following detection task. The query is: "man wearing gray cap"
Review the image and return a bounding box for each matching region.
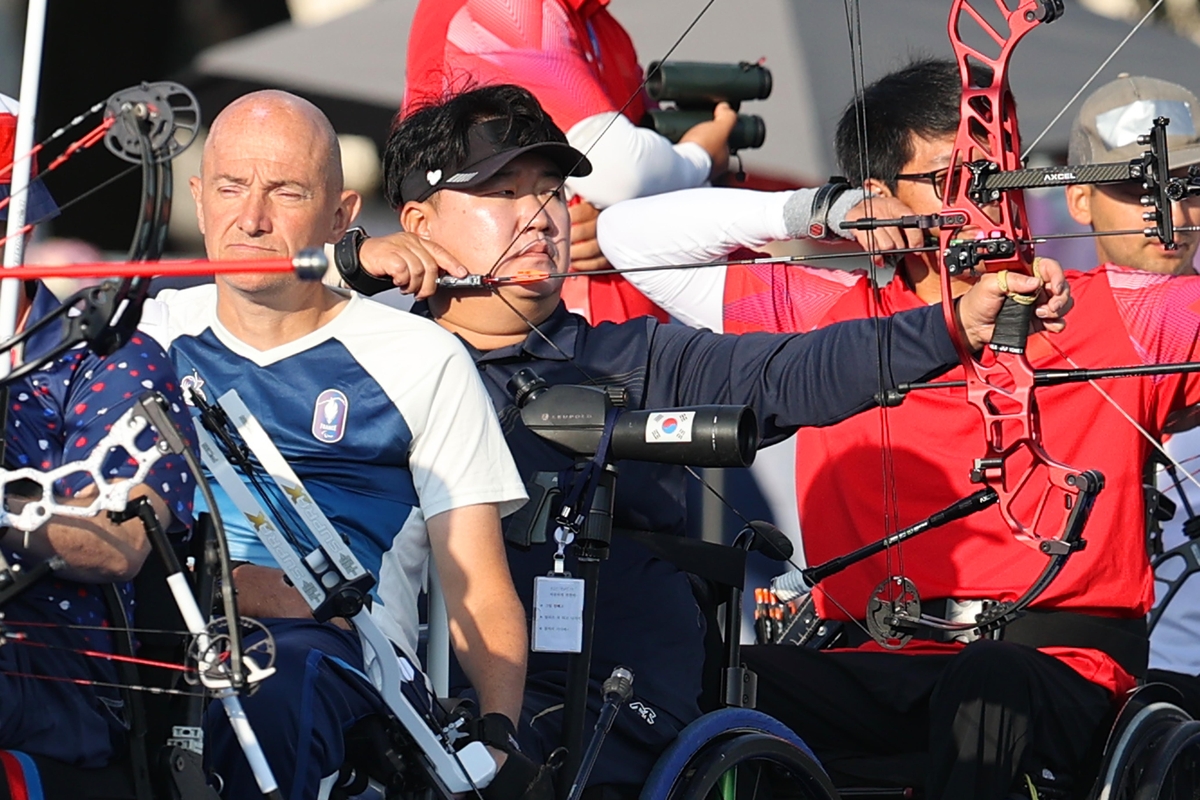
[1064,74,1200,708]
[1065,74,1200,275]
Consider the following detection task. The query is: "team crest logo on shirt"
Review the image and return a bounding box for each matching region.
[312,389,349,443]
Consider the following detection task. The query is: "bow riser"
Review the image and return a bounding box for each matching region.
[937,0,1095,553]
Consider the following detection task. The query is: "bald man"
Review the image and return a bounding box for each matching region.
[148,91,529,799]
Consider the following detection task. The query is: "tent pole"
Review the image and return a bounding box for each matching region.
[0,0,48,378]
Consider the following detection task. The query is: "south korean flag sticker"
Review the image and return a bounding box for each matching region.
[646,411,694,443]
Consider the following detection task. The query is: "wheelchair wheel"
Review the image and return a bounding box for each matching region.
[1132,720,1200,800]
[641,708,829,800]
[1095,701,1191,800]
[662,732,838,800]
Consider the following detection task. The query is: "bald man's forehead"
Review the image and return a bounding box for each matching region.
[204,96,343,191]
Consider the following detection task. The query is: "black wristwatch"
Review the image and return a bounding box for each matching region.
[334,227,394,297]
[472,712,521,754]
[807,177,854,241]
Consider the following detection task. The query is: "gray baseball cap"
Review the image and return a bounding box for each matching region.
[1069,75,1200,168]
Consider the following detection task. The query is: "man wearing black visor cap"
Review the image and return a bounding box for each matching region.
[336,83,1074,792]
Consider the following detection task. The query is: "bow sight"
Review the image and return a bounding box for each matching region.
[846,116,1185,274]
[509,367,758,467]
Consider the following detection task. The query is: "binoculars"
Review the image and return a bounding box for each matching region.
[643,60,772,152]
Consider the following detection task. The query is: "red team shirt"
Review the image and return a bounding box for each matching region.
[405,0,667,324]
[723,260,1200,694]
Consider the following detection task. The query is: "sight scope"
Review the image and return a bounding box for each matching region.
[509,368,758,467]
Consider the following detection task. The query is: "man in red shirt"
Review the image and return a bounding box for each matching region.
[598,58,1200,799]
[403,0,735,324]
[1063,75,1200,713]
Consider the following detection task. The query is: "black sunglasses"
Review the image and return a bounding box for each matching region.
[894,167,951,200]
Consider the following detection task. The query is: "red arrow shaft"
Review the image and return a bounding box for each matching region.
[0,257,301,281]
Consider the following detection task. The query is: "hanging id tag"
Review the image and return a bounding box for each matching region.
[531,575,585,653]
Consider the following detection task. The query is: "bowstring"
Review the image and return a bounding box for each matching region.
[0,112,114,216]
[1016,2,1200,563]
[0,164,141,252]
[1043,336,1200,498]
[0,99,249,700]
[818,0,1196,640]
[8,636,198,674]
[0,99,106,182]
[1021,0,1166,162]
[5,617,202,638]
[1019,0,1200,511]
[477,0,715,284]
[479,0,1200,643]
[842,0,905,609]
[479,224,1200,288]
[0,668,205,698]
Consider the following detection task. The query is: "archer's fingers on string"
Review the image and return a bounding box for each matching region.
[852,230,875,252]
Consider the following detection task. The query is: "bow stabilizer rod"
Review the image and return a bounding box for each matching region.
[802,488,999,586]
[847,116,1181,263]
[884,359,1200,402]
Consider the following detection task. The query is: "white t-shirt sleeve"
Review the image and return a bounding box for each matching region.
[141,284,220,349]
[565,112,711,209]
[596,188,795,332]
[406,338,528,521]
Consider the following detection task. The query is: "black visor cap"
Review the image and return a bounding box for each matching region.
[399,118,592,204]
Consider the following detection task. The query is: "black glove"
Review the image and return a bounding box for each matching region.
[482,748,562,800]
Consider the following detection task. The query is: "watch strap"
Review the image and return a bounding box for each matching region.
[807,177,854,240]
[334,227,394,296]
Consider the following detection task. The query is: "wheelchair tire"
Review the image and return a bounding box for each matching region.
[1132,719,1200,800]
[1095,701,1191,800]
[641,708,824,800]
[659,732,839,800]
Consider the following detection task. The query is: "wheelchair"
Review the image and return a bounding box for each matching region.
[0,513,219,800]
[330,520,837,800]
[631,524,838,800]
[748,602,1200,800]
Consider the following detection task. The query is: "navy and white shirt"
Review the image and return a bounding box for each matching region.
[150,286,526,659]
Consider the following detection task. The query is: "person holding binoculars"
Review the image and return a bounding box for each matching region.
[403,0,740,325]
